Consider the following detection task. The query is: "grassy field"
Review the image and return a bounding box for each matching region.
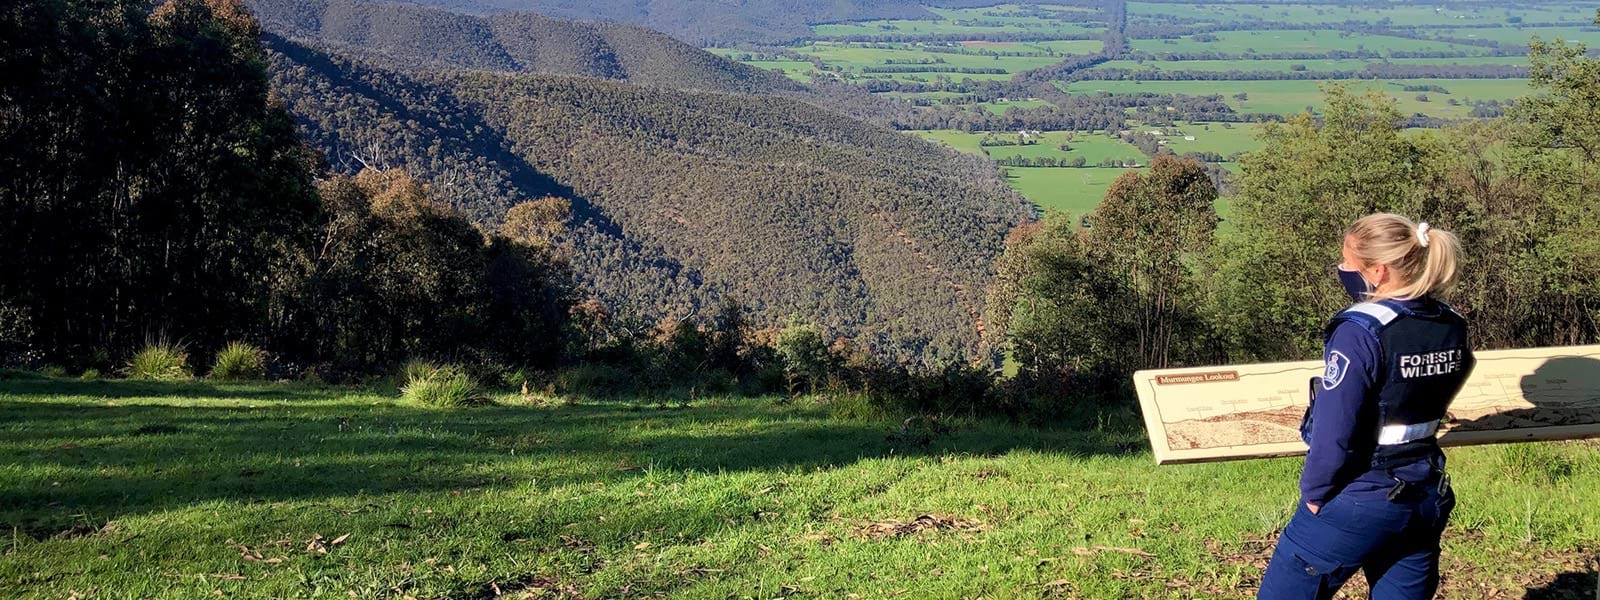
[769,41,1079,84]
[916,130,988,155]
[795,43,1064,71]
[1127,2,1598,27]
[1092,55,1532,73]
[814,5,1105,38]
[717,37,1106,86]
[1439,25,1600,47]
[2,374,1597,598]
[1143,122,1266,158]
[1066,79,1534,118]
[1130,30,1490,56]
[1004,166,1138,216]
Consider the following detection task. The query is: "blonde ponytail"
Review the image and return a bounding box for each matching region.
[1345,213,1461,301]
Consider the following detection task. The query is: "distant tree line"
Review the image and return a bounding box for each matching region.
[995,155,1108,167]
[861,65,1008,74]
[890,90,1272,132]
[1077,64,1528,81]
[812,31,1103,44]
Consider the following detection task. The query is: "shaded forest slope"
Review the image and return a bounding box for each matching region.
[248,0,909,123]
[266,36,1030,362]
[249,0,804,93]
[278,0,941,45]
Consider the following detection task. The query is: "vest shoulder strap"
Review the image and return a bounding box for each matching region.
[1326,300,1408,338]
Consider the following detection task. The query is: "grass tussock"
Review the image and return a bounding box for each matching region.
[126,341,190,381]
[209,341,267,381]
[400,362,488,408]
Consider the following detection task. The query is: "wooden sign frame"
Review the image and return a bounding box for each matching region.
[1133,345,1600,464]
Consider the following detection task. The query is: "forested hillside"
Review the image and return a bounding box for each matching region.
[248,0,806,93]
[248,0,913,124]
[305,0,933,45]
[267,36,1031,364]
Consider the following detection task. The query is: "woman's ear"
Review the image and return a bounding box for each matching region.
[1370,263,1390,289]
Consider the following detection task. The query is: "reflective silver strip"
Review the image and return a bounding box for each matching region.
[1377,422,1439,445]
[1348,302,1400,325]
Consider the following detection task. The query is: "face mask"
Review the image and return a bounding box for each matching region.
[1337,265,1373,302]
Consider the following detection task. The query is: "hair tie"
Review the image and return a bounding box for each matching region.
[1416,222,1431,248]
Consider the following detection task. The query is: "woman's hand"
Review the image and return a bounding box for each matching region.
[1307,503,1321,515]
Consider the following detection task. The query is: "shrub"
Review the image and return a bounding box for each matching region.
[78,368,101,381]
[127,341,191,380]
[774,322,835,393]
[39,365,67,378]
[553,363,635,397]
[210,341,267,380]
[400,363,487,408]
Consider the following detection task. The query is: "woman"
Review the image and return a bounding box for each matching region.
[1258,214,1476,600]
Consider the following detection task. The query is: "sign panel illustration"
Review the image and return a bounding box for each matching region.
[1134,345,1600,464]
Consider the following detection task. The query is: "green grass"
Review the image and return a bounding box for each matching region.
[1066,79,1534,118]
[913,131,1147,214]
[1127,2,1598,27]
[1440,25,1600,47]
[1150,122,1266,158]
[1093,56,1532,74]
[2,376,1596,597]
[813,5,1106,38]
[915,129,989,155]
[1130,30,1490,57]
[1005,166,1139,216]
[785,42,1066,82]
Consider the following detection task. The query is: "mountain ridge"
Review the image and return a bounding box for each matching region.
[264,33,1031,362]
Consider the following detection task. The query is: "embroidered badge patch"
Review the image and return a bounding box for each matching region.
[1322,350,1349,390]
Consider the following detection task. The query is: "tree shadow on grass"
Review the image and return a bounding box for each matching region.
[1524,570,1598,599]
[0,373,357,402]
[0,378,1145,539]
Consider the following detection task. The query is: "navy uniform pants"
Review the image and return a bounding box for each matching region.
[1257,478,1455,600]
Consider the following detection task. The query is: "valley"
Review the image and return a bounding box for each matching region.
[710,0,1600,216]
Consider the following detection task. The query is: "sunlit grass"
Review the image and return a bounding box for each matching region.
[1,374,1595,597]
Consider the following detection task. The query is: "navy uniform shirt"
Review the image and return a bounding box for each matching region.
[1301,298,1439,506]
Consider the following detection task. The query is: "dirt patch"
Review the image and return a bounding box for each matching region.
[1205,531,1598,599]
[1434,544,1598,600]
[852,514,986,540]
[469,574,583,599]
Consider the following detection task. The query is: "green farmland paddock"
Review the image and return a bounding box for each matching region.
[1091,56,1532,74]
[1130,30,1491,57]
[1126,2,1598,27]
[1065,79,1535,118]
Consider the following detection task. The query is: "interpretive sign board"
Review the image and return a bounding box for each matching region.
[1134,345,1600,464]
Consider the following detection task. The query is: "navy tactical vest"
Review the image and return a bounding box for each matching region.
[1325,298,1475,470]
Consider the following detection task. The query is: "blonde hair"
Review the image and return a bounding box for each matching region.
[1345,213,1461,301]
